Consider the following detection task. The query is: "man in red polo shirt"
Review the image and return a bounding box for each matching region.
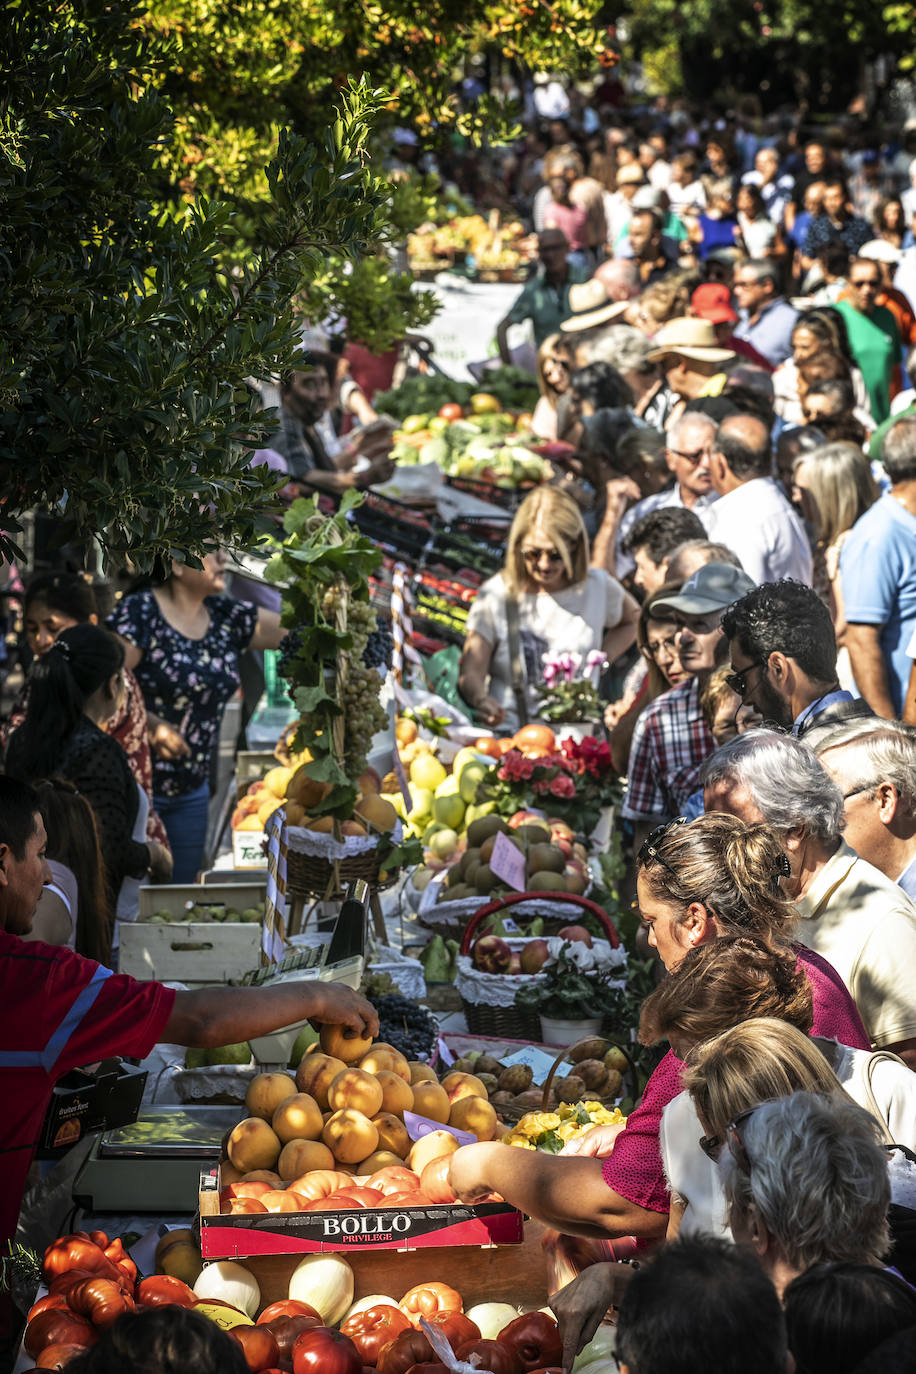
[0,776,377,1254]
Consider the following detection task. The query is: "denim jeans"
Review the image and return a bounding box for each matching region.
[154,780,210,884]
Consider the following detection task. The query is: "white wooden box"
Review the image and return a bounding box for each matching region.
[118,883,266,983]
[231,829,268,868]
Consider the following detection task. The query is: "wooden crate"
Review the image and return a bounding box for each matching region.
[225,1222,550,1311]
[118,883,265,982]
[236,750,279,798]
[232,829,269,869]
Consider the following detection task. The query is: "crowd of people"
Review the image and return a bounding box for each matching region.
[3,67,916,1374]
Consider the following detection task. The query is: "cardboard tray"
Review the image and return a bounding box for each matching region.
[118,883,266,982]
[199,1168,524,1259]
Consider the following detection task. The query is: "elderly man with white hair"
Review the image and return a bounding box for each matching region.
[702,728,916,1066]
[814,723,916,901]
[615,411,719,576]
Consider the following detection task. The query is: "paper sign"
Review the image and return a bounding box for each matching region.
[489,831,527,893]
[500,1046,559,1085]
[404,1110,476,1147]
[393,750,413,815]
[501,916,520,933]
[436,1036,456,1067]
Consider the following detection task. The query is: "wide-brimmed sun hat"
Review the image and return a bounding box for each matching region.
[560,279,631,333]
[645,316,737,364]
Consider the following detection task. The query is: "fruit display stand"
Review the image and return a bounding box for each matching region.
[118,883,267,984]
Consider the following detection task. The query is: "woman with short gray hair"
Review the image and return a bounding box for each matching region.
[701,727,845,845]
[719,1092,892,1295]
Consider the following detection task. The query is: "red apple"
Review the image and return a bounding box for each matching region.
[519,938,549,974]
[508,810,544,829]
[558,924,593,947]
[507,952,522,975]
[472,935,512,973]
[552,836,573,859]
[549,822,575,842]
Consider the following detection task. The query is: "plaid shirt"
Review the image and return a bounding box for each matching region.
[621,676,714,821]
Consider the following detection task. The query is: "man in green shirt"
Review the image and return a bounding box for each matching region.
[835,258,901,424]
[495,229,588,363]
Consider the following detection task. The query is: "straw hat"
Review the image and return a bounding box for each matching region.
[645,316,736,363]
[560,279,631,333]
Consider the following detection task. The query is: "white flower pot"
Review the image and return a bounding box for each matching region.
[539,1014,604,1047]
[549,721,598,745]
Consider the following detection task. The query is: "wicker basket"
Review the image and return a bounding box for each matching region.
[286,844,399,899]
[496,1035,640,1123]
[419,886,598,941]
[456,892,621,1040]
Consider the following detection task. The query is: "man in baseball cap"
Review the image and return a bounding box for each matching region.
[621,561,754,845]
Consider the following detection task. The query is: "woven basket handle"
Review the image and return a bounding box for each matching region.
[459,890,620,955]
[540,1036,639,1112]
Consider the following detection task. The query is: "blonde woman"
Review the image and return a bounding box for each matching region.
[792,442,878,687]
[530,334,574,441]
[458,486,638,728]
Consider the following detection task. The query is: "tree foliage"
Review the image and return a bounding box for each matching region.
[0,0,393,568]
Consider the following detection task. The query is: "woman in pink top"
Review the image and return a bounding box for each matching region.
[447,815,869,1258]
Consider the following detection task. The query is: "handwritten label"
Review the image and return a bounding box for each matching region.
[404,1110,476,1147]
[500,1045,560,1085]
[393,750,413,816]
[489,831,527,893]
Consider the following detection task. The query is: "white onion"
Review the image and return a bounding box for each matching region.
[193,1261,260,1318]
[288,1253,354,1325]
[465,1302,520,1340]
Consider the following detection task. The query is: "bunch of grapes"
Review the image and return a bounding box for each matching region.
[340,660,387,777]
[363,618,394,672]
[277,630,303,679]
[373,993,438,1060]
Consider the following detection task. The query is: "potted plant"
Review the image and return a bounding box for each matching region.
[535,651,607,740]
[514,943,627,1047]
[478,734,623,840]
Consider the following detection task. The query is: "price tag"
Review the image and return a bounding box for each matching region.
[500,1045,559,1085]
[436,1036,455,1067]
[393,750,413,815]
[404,1110,476,1147]
[489,831,527,893]
[501,916,520,933]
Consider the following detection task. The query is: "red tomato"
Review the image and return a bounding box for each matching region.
[455,1339,520,1374]
[286,1169,352,1201]
[42,1237,119,1284]
[225,1197,268,1215]
[88,1232,109,1249]
[27,1297,71,1324]
[438,404,464,421]
[68,1277,134,1329]
[496,1314,562,1372]
[418,1157,456,1204]
[230,1324,280,1372]
[263,1314,325,1364]
[325,1187,384,1209]
[512,724,556,757]
[398,1283,462,1329]
[36,1343,90,1369]
[257,1300,322,1326]
[136,1275,197,1309]
[341,1304,411,1365]
[376,1328,433,1374]
[382,1191,431,1208]
[261,1190,308,1214]
[25,1311,96,1358]
[292,1327,363,1374]
[365,1168,419,1198]
[426,1312,480,1348]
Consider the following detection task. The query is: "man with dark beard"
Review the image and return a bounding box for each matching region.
[721,580,875,738]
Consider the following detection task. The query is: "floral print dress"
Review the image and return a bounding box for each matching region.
[108,591,258,798]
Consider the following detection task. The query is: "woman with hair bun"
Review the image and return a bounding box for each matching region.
[447,815,871,1292]
[5,624,171,934]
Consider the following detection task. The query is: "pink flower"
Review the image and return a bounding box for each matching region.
[549,774,576,798]
[532,779,550,795]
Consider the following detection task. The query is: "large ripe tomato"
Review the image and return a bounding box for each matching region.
[27,1297,71,1324]
[341,1304,411,1365]
[455,1338,521,1374]
[425,1312,480,1348]
[418,1157,456,1205]
[365,1168,419,1198]
[327,1187,384,1209]
[474,737,503,759]
[376,1328,433,1374]
[257,1300,321,1326]
[264,1314,326,1364]
[496,1314,562,1372]
[68,1277,134,1329]
[438,404,464,421]
[36,1342,90,1369]
[398,1283,462,1329]
[136,1275,197,1309]
[286,1170,352,1202]
[292,1327,363,1374]
[230,1324,280,1372]
[25,1311,96,1358]
[42,1236,117,1284]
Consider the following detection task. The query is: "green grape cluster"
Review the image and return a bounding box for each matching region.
[339,599,387,775]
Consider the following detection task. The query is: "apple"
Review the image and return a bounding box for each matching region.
[519,938,549,974]
[548,820,575,842]
[507,952,522,975]
[558,924,593,947]
[472,935,512,973]
[508,810,545,829]
[552,836,573,859]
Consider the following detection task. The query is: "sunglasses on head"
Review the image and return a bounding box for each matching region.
[637,817,687,878]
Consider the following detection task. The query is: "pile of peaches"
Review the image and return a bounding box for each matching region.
[219,1024,503,1217]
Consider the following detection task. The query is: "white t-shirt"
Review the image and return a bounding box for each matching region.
[466,567,626,728]
[704,476,813,586]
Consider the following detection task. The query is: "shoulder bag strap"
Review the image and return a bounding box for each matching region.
[862,1049,907,1146]
[505,594,529,728]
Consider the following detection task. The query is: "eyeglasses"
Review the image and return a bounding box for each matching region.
[522,547,564,565]
[724,659,768,698]
[699,1132,723,1161]
[668,445,713,465]
[637,817,687,878]
[842,783,876,802]
[546,357,571,370]
[643,634,679,661]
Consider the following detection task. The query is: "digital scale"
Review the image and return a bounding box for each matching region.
[73,883,371,1212]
